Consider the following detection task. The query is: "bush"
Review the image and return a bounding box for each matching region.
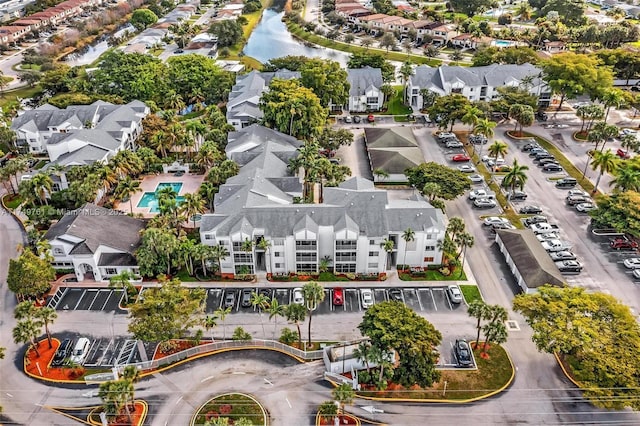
[498,14,512,25]
[232,327,252,341]
[279,327,297,345]
[438,266,451,276]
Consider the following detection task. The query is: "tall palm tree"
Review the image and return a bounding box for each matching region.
[256,238,272,275]
[30,173,53,205]
[380,238,394,270]
[35,306,57,349]
[473,118,497,157]
[210,244,230,277]
[151,130,173,158]
[198,182,218,211]
[115,177,141,212]
[461,105,482,133]
[600,88,625,123]
[179,193,206,228]
[502,159,529,197]
[352,341,374,373]
[250,291,270,338]
[467,299,491,349]
[302,281,325,346]
[267,297,285,339]
[214,306,232,340]
[372,168,389,182]
[332,383,355,418]
[284,303,306,348]
[203,314,218,341]
[516,1,532,20]
[13,319,42,357]
[94,165,118,193]
[620,133,639,155]
[398,61,413,102]
[487,140,508,172]
[401,228,415,269]
[610,162,640,192]
[109,271,136,304]
[590,150,619,193]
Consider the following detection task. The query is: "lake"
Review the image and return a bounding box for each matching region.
[242,9,350,66]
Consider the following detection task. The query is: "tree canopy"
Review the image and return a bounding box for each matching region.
[130,9,158,31]
[300,59,349,108]
[449,0,493,17]
[128,276,206,342]
[589,190,640,238]
[513,286,640,410]
[359,301,442,388]
[473,46,539,67]
[208,19,243,48]
[7,248,55,300]
[490,86,539,113]
[166,54,234,107]
[347,52,395,82]
[406,162,472,200]
[428,94,472,131]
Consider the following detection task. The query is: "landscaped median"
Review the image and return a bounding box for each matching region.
[192,393,267,426]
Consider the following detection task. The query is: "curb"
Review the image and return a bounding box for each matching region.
[326,344,516,404]
[553,352,581,388]
[87,400,148,426]
[1,193,28,244]
[191,393,268,426]
[315,412,362,426]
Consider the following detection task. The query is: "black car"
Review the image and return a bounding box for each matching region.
[454,339,473,367]
[524,215,548,226]
[352,115,361,123]
[259,288,272,299]
[509,190,527,200]
[536,111,548,121]
[521,143,540,152]
[519,205,543,214]
[533,153,555,162]
[543,164,563,172]
[388,289,403,302]
[555,178,577,188]
[537,158,559,167]
[52,338,73,367]
[240,289,252,308]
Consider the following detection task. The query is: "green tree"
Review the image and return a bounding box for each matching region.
[115,177,141,212]
[541,53,613,110]
[332,383,355,417]
[267,297,285,339]
[359,301,442,388]
[302,281,325,346]
[300,59,350,108]
[7,248,55,301]
[473,118,497,140]
[232,326,252,340]
[166,54,233,107]
[491,86,539,114]
[130,9,158,31]
[428,94,472,131]
[380,32,397,52]
[215,306,232,340]
[29,173,53,206]
[353,341,375,373]
[250,291,270,338]
[576,104,604,134]
[128,276,205,343]
[13,318,43,357]
[347,52,395,82]
[284,302,306,348]
[406,162,472,200]
[481,305,508,353]
[449,0,493,16]
[401,228,415,268]
[98,380,127,421]
[502,159,529,197]
[541,0,586,26]
[179,192,206,228]
[317,127,353,153]
[318,401,338,423]
[508,104,535,135]
[590,150,619,193]
[610,160,640,193]
[380,238,394,270]
[487,140,508,172]
[467,299,491,348]
[136,227,180,277]
[590,190,640,237]
[208,20,243,47]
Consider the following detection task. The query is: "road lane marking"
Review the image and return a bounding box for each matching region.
[232,371,246,375]
[285,397,292,408]
[201,376,214,383]
[175,396,183,405]
[264,378,273,386]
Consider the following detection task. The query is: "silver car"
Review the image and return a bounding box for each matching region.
[447,285,463,304]
[473,197,497,208]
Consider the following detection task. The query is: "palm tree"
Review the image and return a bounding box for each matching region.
[203,314,218,341]
[398,61,413,102]
[449,49,463,62]
[372,168,389,182]
[94,165,118,193]
[502,159,529,197]
[601,88,625,123]
[516,1,532,20]
[487,140,508,172]
[198,182,218,211]
[352,341,374,373]
[380,238,394,270]
[30,173,53,205]
[302,281,325,346]
[250,291,270,338]
[267,297,285,339]
[151,130,173,158]
[588,121,619,152]
[179,193,206,228]
[482,305,509,353]
[508,104,534,135]
[446,217,465,242]
[620,133,639,156]
[35,306,57,349]
[332,383,355,418]
[210,244,230,277]
[13,319,42,357]
[401,228,415,269]
[115,177,141,212]
[109,270,136,304]
[461,105,482,133]
[256,238,272,275]
[473,118,497,157]
[590,150,619,193]
[214,306,232,340]
[284,303,306,348]
[610,163,640,192]
[467,300,491,349]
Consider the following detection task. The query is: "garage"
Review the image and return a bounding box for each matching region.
[495,229,565,293]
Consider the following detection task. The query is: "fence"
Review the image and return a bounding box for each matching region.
[115,339,325,373]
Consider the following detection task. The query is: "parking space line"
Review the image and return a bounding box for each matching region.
[400,290,406,304]
[73,289,87,310]
[444,290,453,310]
[430,289,437,311]
[416,289,424,311]
[86,290,101,310]
[100,290,113,311]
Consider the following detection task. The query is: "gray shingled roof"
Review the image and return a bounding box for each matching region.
[49,144,110,167]
[347,67,382,97]
[45,203,145,254]
[364,128,423,175]
[98,252,137,266]
[496,229,566,289]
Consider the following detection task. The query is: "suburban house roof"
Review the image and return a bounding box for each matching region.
[363,127,423,175]
[496,229,566,289]
[45,203,145,254]
[347,67,383,97]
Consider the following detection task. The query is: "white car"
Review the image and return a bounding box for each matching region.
[483,216,510,227]
[536,232,560,241]
[447,140,464,148]
[473,197,497,208]
[292,288,304,305]
[482,155,504,164]
[623,258,640,269]
[541,240,571,252]
[633,269,640,279]
[529,223,557,234]
[567,189,590,198]
[361,289,374,309]
[468,189,494,200]
[575,202,596,212]
[458,165,476,173]
[447,285,463,304]
[620,128,637,137]
[469,174,484,183]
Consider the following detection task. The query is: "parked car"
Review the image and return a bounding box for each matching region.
[575,202,596,212]
[332,287,344,306]
[469,174,484,183]
[241,289,252,308]
[543,164,563,172]
[447,285,463,304]
[361,289,374,309]
[619,128,636,137]
[52,338,73,367]
[469,189,495,200]
[567,189,590,198]
[292,287,304,304]
[494,165,512,172]
[482,155,504,164]
[533,153,555,162]
[343,116,352,123]
[529,223,559,234]
[452,154,471,162]
[549,251,576,261]
[473,197,497,208]
[566,195,591,206]
[469,134,487,144]
[491,222,516,231]
[536,232,560,241]
[610,237,639,250]
[519,205,543,214]
[555,178,578,189]
[555,260,583,273]
[367,114,375,123]
[458,165,476,173]
[70,338,91,365]
[633,269,640,279]
[616,148,631,159]
[537,159,560,167]
[623,258,640,269]
[508,190,527,200]
[446,140,464,149]
[454,339,473,367]
[522,143,540,152]
[388,289,403,302]
[524,215,548,226]
[173,48,184,54]
[536,111,548,121]
[224,291,236,308]
[529,148,548,157]
[484,216,510,226]
[353,115,361,123]
[437,132,457,140]
[541,240,572,252]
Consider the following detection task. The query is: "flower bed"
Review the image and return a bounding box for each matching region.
[193,393,266,425]
[152,339,211,361]
[317,413,360,425]
[89,400,147,426]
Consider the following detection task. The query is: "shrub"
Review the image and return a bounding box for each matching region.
[232,327,252,341]
[438,266,451,276]
[279,327,297,345]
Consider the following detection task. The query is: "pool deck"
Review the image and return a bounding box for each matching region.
[116,173,205,218]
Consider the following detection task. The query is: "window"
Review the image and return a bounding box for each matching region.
[274,263,283,269]
[204,234,213,240]
[367,262,378,268]
[366,97,378,104]
[368,251,378,257]
[274,251,281,257]
[296,263,317,273]
[232,242,243,251]
[369,239,375,245]
[424,257,434,262]
[296,253,317,262]
[235,264,254,274]
[296,240,317,250]
[233,253,253,263]
[219,240,228,246]
[336,252,356,262]
[426,233,434,240]
[104,267,117,276]
[273,239,284,245]
[335,240,357,250]
[425,246,435,251]
[451,88,462,94]
[53,247,64,255]
[335,263,356,273]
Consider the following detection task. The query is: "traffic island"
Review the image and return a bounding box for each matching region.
[46,401,148,426]
[191,393,267,426]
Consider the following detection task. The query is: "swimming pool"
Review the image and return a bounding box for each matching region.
[493,39,514,47]
[137,182,185,213]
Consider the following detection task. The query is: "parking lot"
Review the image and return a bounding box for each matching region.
[53,334,144,368]
[203,286,464,315]
[47,287,126,313]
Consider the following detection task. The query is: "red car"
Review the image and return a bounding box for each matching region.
[332,287,344,306]
[610,237,639,250]
[367,114,375,123]
[452,154,471,162]
[616,149,631,159]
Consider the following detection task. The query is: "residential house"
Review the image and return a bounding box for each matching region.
[450,33,493,49]
[200,125,445,277]
[342,67,384,112]
[44,203,146,282]
[226,69,301,130]
[406,63,551,110]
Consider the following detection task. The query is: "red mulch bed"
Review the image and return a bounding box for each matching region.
[24,338,86,381]
[152,339,211,360]
[93,401,146,426]
[319,414,358,425]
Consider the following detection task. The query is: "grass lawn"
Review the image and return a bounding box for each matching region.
[359,344,513,400]
[459,284,482,303]
[383,86,412,115]
[2,194,23,209]
[0,85,43,113]
[194,393,265,425]
[18,63,41,71]
[399,269,467,281]
[175,269,199,282]
[33,159,47,169]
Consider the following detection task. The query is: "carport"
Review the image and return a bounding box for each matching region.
[495,229,566,293]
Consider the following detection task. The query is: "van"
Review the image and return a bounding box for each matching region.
[555,178,577,188]
[69,338,90,365]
